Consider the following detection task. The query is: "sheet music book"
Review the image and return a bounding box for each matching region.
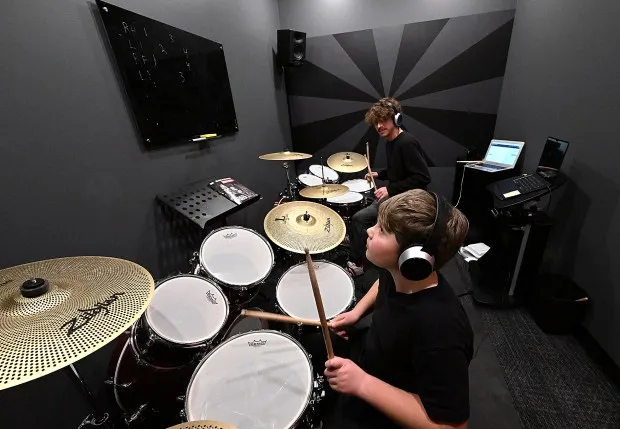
[210,177,258,205]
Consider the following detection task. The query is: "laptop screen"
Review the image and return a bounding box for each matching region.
[484,140,524,167]
[539,136,569,170]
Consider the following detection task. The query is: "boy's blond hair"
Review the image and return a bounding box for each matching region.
[377,189,469,270]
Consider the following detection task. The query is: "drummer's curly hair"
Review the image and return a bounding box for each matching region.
[364,97,402,125]
[377,189,469,270]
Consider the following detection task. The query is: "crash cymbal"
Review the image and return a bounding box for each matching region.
[327,152,367,173]
[264,201,346,254]
[0,256,154,390]
[298,184,349,199]
[258,150,312,161]
[168,421,237,429]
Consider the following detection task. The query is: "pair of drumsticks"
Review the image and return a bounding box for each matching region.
[241,248,335,359]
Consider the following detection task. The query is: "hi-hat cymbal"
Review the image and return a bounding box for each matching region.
[168,421,237,429]
[258,151,312,161]
[264,201,346,254]
[299,184,349,199]
[327,152,367,173]
[0,256,154,390]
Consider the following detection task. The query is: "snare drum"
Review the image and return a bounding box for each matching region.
[276,261,355,332]
[326,191,365,219]
[185,330,322,429]
[131,275,229,369]
[199,226,274,305]
[309,164,339,183]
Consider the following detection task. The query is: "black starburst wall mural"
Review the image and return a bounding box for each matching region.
[285,10,515,170]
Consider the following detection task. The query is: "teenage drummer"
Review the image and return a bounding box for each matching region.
[347,98,430,277]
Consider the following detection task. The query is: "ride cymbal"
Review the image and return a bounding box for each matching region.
[168,421,237,429]
[327,152,367,173]
[298,184,349,199]
[264,201,346,254]
[258,151,312,161]
[0,256,154,390]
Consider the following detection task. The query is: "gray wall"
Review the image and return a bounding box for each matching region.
[0,0,287,427]
[495,0,620,365]
[279,0,516,37]
[278,0,516,199]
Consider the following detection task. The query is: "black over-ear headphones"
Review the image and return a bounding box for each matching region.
[398,192,450,281]
[382,100,403,128]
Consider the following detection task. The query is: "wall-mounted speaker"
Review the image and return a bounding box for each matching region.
[277,29,306,66]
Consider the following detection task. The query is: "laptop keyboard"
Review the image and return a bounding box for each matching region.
[481,163,505,170]
[513,174,549,193]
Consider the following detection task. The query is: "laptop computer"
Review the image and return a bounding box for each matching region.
[466,139,525,173]
[493,136,569,200]
[537,136,570,178]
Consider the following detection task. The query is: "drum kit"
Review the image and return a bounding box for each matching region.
[0,148,375,429]
[263,148,376,223]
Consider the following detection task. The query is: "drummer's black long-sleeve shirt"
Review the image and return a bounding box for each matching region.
[376,131,430,196]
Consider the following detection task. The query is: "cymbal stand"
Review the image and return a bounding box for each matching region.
[67,364,112,429]
[280,161,297,201]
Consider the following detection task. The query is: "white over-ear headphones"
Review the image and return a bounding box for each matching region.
[398,193,450,281]
[383,100,403,128]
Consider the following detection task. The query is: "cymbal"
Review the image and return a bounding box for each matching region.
[327,152,367,173]
[258,151,312,161]
[0,256,154,390]
[168,421,237,429]
[298,184,349,199]
[264,201,346,254]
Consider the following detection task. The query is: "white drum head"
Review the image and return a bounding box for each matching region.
[309,164,339,182]
[186,331,313,428]
[327,191,363,204]
[343,179,373,193]
[277,261,354,320]
[146,276,228,344]
[298,173,322,187]
[200,227,274,286]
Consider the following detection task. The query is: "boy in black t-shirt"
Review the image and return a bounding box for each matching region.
[324,189,473,429]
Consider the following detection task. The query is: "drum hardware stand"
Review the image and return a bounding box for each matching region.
[280,161,298,201]
[67,364,112,429]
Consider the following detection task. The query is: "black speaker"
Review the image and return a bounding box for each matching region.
[277,29,306,66]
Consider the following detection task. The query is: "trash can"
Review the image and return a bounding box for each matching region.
[527,273,589,334]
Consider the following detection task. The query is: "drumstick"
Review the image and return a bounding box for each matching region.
[305,248,335,360]
[365,142,377,191]
[241,309,322,327]
[364,155,377,191]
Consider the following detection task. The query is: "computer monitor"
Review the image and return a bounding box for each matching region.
[538,136,570,170]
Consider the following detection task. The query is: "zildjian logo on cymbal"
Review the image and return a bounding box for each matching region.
[275,214,289,223]
[324,217,331,233]
[60,292,125,337]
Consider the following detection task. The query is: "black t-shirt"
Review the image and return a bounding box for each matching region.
[333,270,474,428]
[376,131,430,196]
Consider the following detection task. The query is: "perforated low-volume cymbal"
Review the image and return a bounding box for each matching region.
[264,201,346,254]
[258,151,312,161]
[298,184,349,199]
[168,421,237,429]
[327,152,367,173]
[0,256,154,390]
